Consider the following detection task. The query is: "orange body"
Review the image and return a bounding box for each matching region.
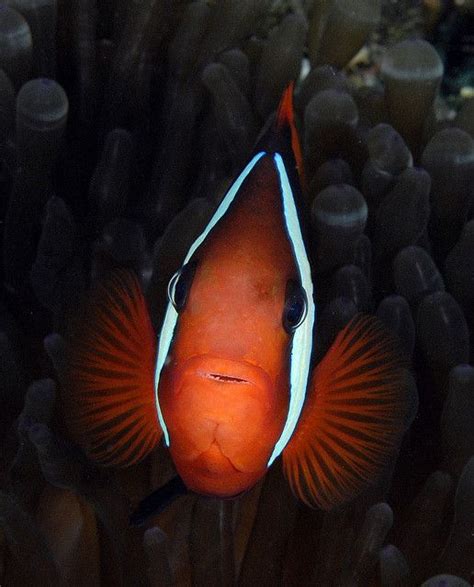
[64,85,414,517]
[159,156,298,496]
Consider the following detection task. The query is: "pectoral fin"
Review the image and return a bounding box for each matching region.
[282,314,416,509]
[62,269,161,467]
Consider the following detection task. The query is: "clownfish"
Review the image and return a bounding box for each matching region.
[62,85,414,517]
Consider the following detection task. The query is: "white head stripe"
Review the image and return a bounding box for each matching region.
[267,154,315,466]
[154,152,265,445]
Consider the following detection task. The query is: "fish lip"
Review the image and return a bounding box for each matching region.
[208,439,242,473]
[179,354,273,392]
[173,426,246,473]
[165,354,276,474]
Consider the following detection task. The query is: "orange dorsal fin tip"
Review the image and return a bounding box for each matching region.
[62,269,161,468]
[277,82,295,130]
[277,81,305,186]
[283,314,415,510]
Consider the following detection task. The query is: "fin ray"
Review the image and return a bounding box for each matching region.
[283,314,415,509]
[62,269,161,467]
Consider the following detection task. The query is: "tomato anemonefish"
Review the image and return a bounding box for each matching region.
[62,84,415,517]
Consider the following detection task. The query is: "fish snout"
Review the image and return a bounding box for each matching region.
[158,354,287,496]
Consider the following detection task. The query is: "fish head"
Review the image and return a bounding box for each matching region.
[155,86,314,498]
[158,154,303,497]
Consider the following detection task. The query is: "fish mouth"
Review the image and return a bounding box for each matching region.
[160,353,281,482]
[195,439,242,474]
[182,354,272,392]
[204,373,249,384]
[176,420,247,474]
[177,439,266,498]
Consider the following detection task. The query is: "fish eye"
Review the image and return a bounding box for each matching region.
[168,261,197,312]
[283,280,307,334]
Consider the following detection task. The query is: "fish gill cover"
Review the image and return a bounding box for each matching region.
[0,0,473,585]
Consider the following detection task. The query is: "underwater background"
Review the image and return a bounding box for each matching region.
[0,0,473,585]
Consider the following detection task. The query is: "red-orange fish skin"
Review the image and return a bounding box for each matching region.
[179,442,265,497]
[159,354,286,496]
[159,156,296,497]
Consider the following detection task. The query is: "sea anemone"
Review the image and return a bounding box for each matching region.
[0,1,472,585]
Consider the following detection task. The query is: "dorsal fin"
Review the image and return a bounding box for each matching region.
[276,82,295,128]
[276,82,305,187]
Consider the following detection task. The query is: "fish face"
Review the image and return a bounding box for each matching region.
[159,354,287,496]
[155,154,303,496]
[153,87,316,499]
